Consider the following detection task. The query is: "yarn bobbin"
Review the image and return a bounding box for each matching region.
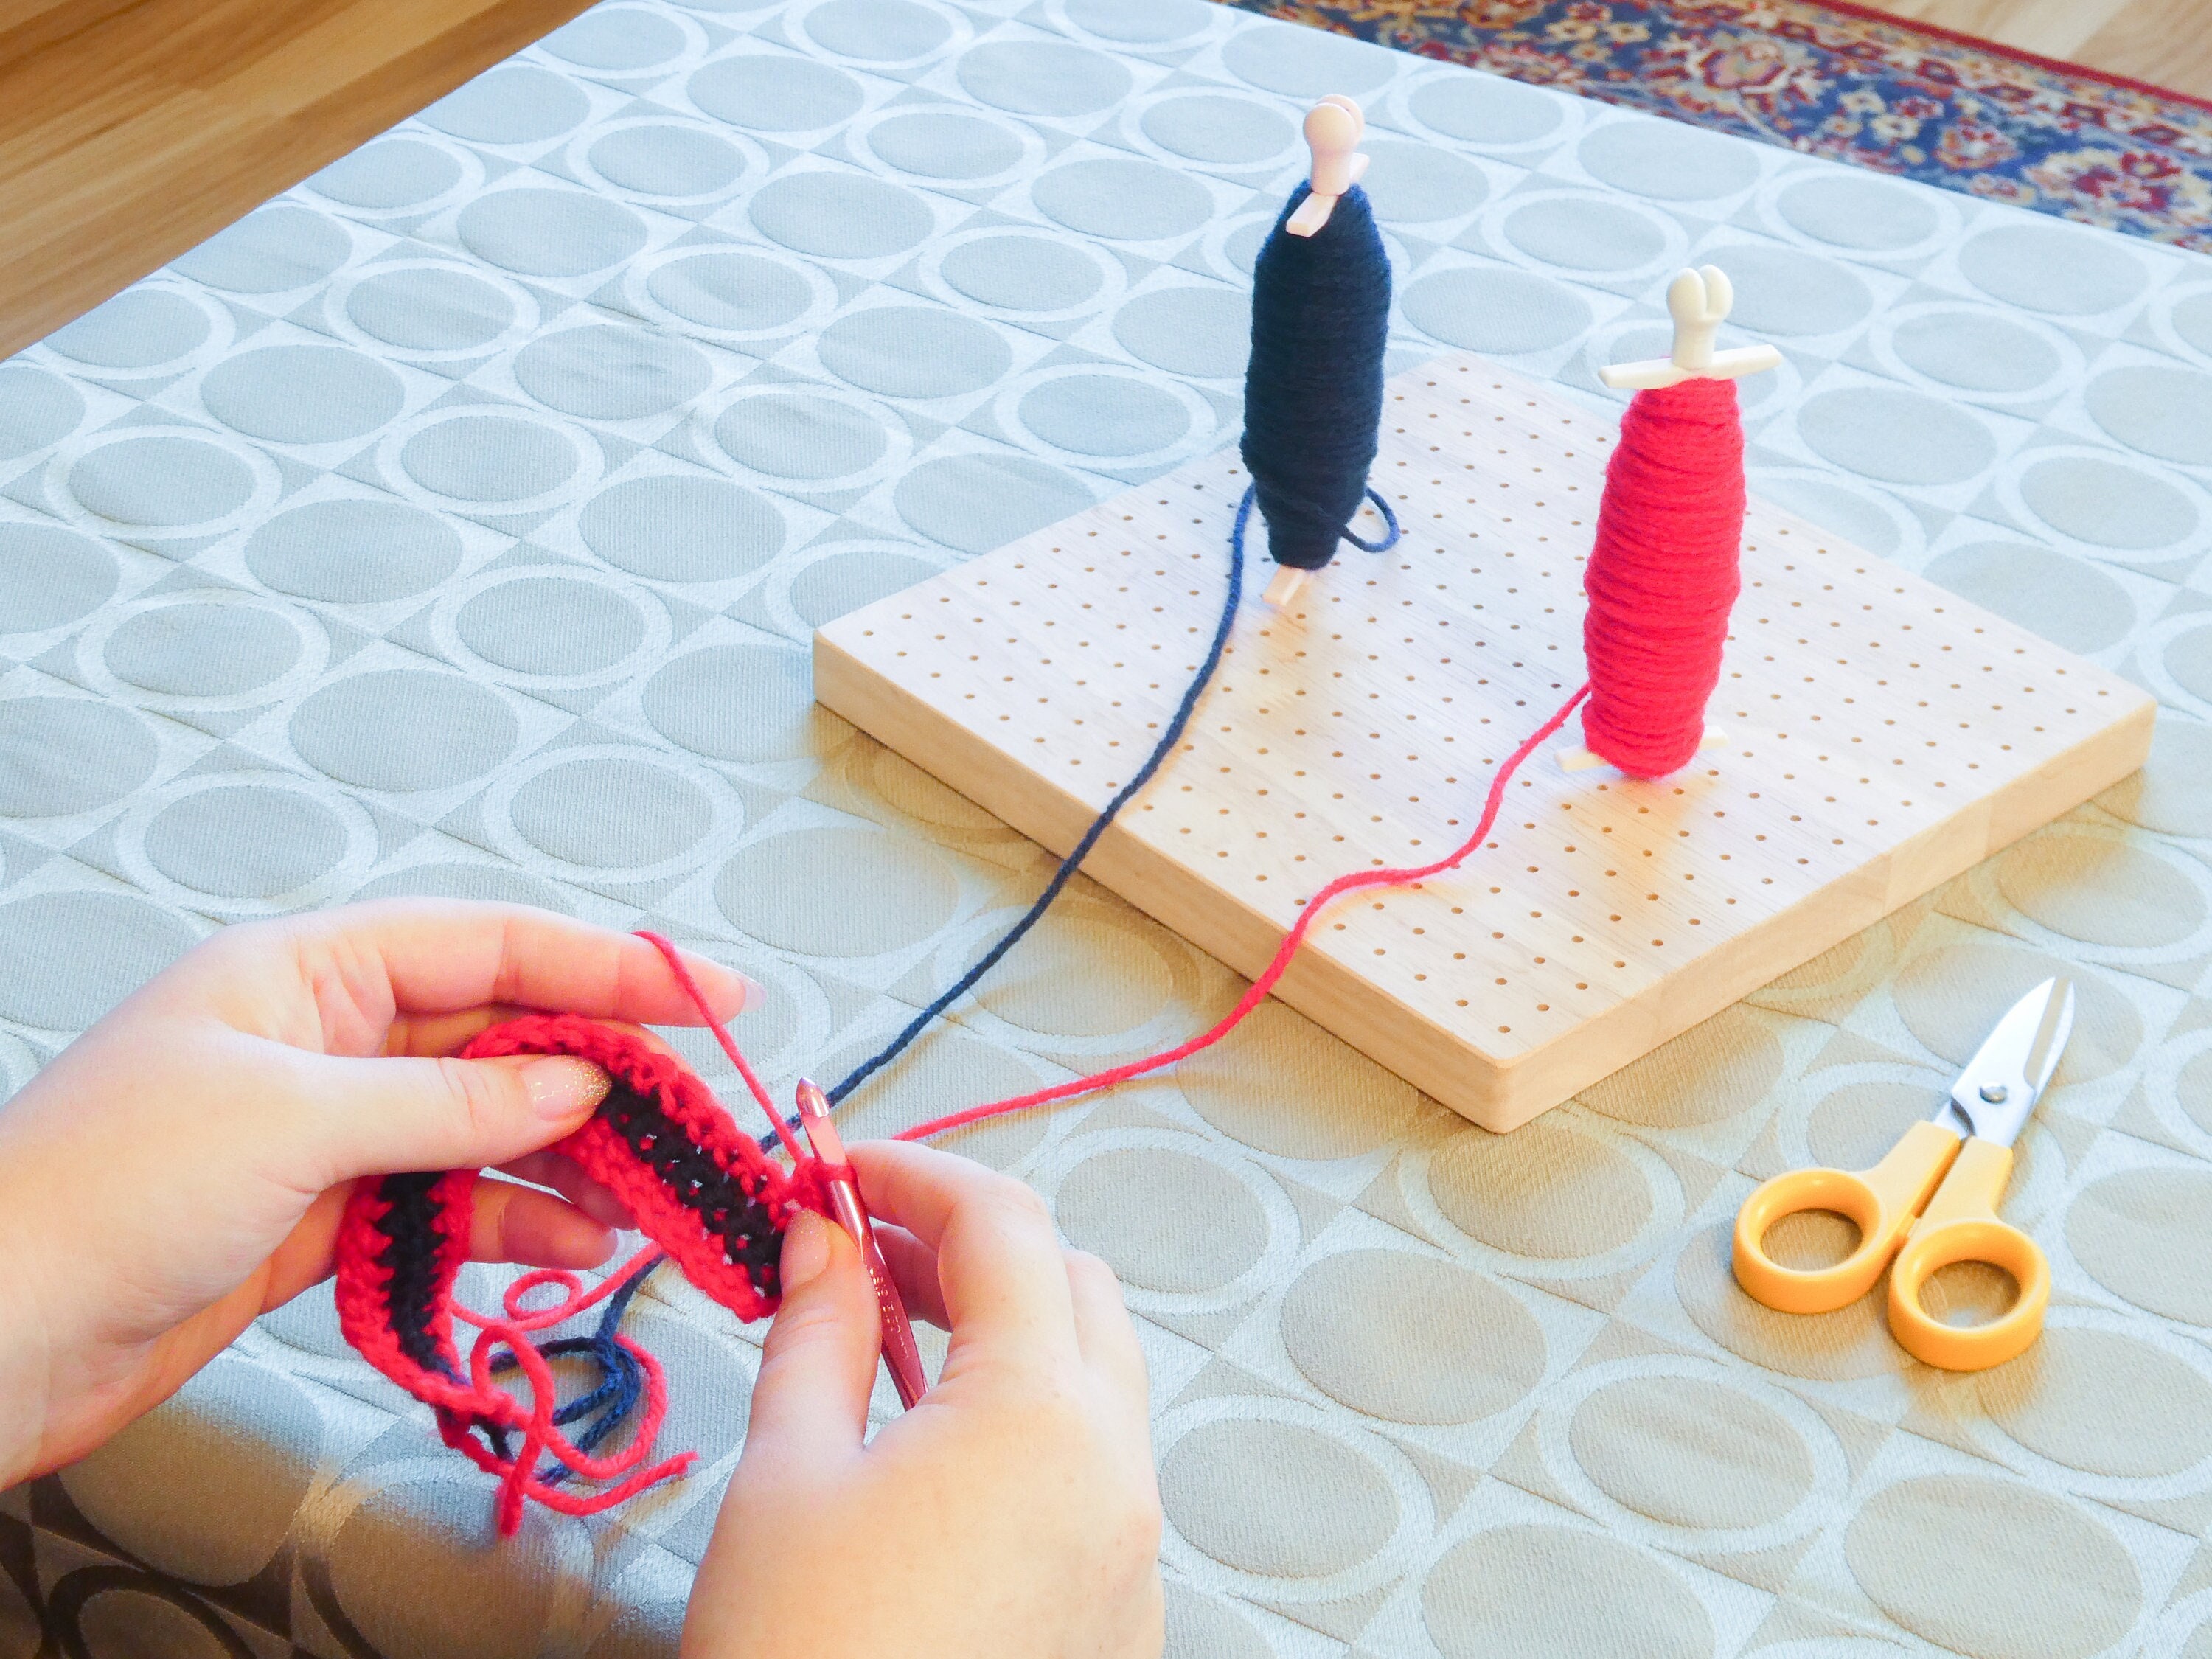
[1562,265,1781,776]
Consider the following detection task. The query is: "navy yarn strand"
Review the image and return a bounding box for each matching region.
[1342,487,1401,554]
[1240,182,1393,574]
[818,483,1256,1115]
[490,1252,658,1484]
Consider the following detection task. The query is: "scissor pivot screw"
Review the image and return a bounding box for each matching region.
[1979,1083,2009,1104]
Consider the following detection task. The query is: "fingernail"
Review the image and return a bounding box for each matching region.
[780,1210,831,1293]
[520,1056,611,1119]
[734,971,765,1012]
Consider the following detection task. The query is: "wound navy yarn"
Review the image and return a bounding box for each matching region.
[1242,182,1393,572]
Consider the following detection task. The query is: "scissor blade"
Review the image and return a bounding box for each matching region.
[1933,978,2075,1147]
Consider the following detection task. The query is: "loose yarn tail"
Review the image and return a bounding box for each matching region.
[1579,376,1746,779]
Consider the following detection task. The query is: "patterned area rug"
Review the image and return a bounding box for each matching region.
[1228,1,2212,250]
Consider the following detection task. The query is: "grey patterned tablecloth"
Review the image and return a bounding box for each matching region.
[5,1,2212,1655]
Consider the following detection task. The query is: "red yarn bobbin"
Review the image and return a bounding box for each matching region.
[1579,375,1747,779]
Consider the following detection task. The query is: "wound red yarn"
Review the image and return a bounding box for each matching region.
[1579,376,1746,779]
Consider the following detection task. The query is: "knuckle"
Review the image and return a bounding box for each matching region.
[987,1176,1054,1229]
[437,1056,508,1144]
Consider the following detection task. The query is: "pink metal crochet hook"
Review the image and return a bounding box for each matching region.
[792,1078,928,1409]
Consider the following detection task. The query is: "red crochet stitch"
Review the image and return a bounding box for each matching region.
[333,1013,841,1532]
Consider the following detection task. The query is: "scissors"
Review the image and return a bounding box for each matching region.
[1733,978,2074,1371]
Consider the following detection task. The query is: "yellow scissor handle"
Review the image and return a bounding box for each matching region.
[1733,1120,1961,1315]
[1888,1137,2049,1371]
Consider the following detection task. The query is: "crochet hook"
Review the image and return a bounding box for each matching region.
[793,1078,928,1409]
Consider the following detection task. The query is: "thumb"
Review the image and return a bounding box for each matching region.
[742,1211,880,1472]
[286,1049,612,1183]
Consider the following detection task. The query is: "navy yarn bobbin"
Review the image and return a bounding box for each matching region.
[1241,182,1394,573]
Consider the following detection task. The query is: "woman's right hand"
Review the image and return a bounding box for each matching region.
[684,1141,1164,1659]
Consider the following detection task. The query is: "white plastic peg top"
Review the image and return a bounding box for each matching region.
[1598,265,1781,392]
[1285,95,1370,237]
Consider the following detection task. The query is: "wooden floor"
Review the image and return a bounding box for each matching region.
[0,0,594,361]
[0,0,2204,363]
[1854,0,2212,100]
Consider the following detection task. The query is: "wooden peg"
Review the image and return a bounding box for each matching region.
[1263,565,1308,608]
[1559,727,1731,773]
[1285,96,1369,237]
[1599,266,1781,392]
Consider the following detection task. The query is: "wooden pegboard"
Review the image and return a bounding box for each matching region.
[814,355,2154,1132]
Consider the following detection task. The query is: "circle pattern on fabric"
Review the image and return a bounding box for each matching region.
[1142,94,1292,165]
[456,577,646,676]
[647,250,813,332]
[1402,267,1590,352]
[1057,1148,1265,1293]
[1798,385,1994,485]
[939,234,1103,312]
[1579,119,1759,199]
[512,324,711,420]
[971,911,1176,1037]
[1065,0,1212,42]
[717,826,959,954]
[818,307,1011,398]
[1958,224,2147,315]
[543,5,685,69]
[1113,287,1247,378]
[246,498,462,602]
[420,65,589,143]
[106,605,301,696]
[48,290,210,369]
[400,415,578,503]
[2020,455,2196,549]
[1281,1251,1544,1424]
[717,392,886,478]
[347,266,518,352]
[1422,1526,1711,1659]
[1358,139,1486,223]
[2068,1168,2212,1324]
[588,125,745,197]
[0,698,158,818]
[1776,174,1938,249]
[145,785,347,899]
[1708,243,1871,335]
[1161,1418,1396,1576]
[1996,834,2202,947]
[805,0,950,60]
[1410,74,1562,144]
[748,172,933,260]
[172,204,350,294]
[643,642,815,762]
[1020,374,1189,457]
[200,345,405,445]
[0,523,116,632]
[291,670,518,792]
[1430,1119,1649,1258]
[1162,1583,1270,1659]
[2086,364,2212,466]
[1980,1327,2212,1478]
[0,891,196,1029]
[1505,199,1666,273]
[1032,158,1212,241]
[957,41,1130,115]
[1925,543,2131,654]
[868,111,1022,179]
[580,474,784,581]
[1891,310,2059,392]
[458,189,648,278]
[1844,1475,2137,1659]
[788,548,936,626]
[309,138,461,209]
[72,436,254,527]
[511,757,713,868]
[1571,1376,1813,1529]
[1218,21,1397,95]
[688,55,863,131]
[895,453,1092,554]
[0,365,83,459]
[1177,1000,1416,1158]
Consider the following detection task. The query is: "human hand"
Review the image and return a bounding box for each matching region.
[0,898,753,1486]
[685,1141,1164,1659]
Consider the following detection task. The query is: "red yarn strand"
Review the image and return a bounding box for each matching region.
[1579,377,1746,779]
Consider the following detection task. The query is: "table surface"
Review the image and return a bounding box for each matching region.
[4,1,2212,1655]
